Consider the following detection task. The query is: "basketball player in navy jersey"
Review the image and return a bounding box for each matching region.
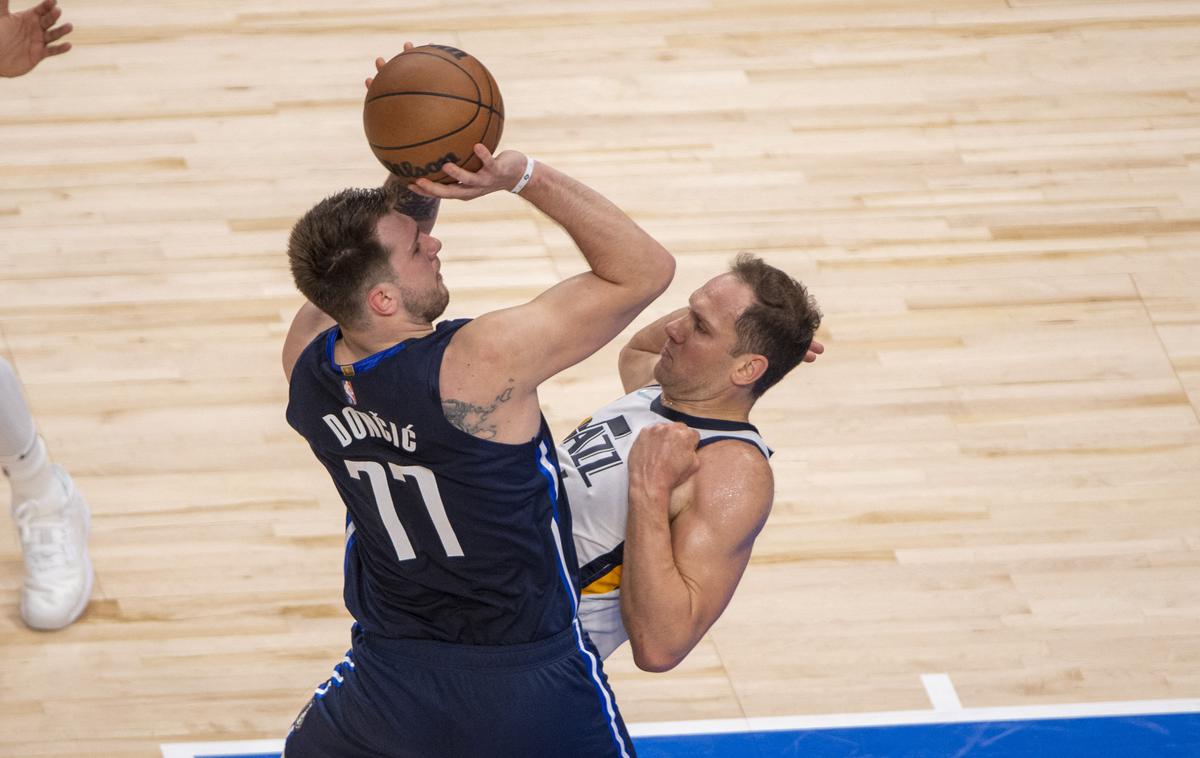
[279,139,673,757]
[565,256,822,671]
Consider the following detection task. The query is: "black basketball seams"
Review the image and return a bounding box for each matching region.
[365,90,503,118]
[369,50,484,104]
[481,70,504,143]
[368,105,495,152]
[365,48,504,173]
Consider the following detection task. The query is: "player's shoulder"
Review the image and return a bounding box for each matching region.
[698,438,772,481]
[681,443,772,545]
[694,438,773,511]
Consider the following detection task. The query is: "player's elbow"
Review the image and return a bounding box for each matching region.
[645,245,675,298]
[629,637,687,673]
[624,242,674,303]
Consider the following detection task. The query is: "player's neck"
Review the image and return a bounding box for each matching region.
[658,386,753,423]
[337,320,434,363]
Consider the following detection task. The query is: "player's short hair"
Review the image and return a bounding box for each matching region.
[287,188,395,328]
[728,253,822,398]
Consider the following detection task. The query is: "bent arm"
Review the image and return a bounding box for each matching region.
[617,308,827,394]
[384,174,440,234]
[621,441,773,672]
[454,159,675,390]
[282,301,335,382]
[618,307,687,392]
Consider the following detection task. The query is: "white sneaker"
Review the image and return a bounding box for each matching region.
[12,465,93,630]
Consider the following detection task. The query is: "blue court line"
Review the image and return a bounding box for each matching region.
[634,712,1200,757]
[186,711,1200,758]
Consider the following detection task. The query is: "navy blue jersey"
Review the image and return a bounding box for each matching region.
[286,319,580,645]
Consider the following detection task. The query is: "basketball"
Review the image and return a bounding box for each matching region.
[363,45,505,185]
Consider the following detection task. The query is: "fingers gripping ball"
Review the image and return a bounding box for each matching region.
[364,45,505,185]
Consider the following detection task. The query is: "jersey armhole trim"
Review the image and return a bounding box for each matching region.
[697,434,773,459]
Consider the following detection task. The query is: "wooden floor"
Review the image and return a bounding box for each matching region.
[2,1,1199,755]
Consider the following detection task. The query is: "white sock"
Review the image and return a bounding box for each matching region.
[1,357,63,508]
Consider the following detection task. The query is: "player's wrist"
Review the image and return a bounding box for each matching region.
[509,155,535,194]
[629,471,673,506]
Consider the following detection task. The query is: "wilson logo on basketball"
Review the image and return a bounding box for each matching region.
[382,154,461,179]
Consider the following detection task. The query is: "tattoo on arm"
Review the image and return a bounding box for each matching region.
[393,191,439,222]
[385,177,440,223]
[441,385,514,440]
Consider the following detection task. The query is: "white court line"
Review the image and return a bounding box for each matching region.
[161,739,284,758]
[921,672,963,712]
[161,696,1200,756]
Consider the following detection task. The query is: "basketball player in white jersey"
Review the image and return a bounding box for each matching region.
[2,0,90,632]
[0,362,91,630]
[563,255,822,671]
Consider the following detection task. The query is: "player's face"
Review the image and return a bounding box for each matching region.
[654,273,756,394]
[378,211,449,323]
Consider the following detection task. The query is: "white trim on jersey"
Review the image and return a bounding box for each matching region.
[537,440,577,612]
[548,513,578,614]
[571,618,632,758]
[539,440,630,756]
[537,440,560,499]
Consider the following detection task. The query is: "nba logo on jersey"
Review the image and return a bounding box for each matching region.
[342,380,357,406]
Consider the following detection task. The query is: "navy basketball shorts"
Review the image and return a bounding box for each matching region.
[283,621,636,758]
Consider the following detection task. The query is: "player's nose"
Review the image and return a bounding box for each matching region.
[664,316,686,342]
[424,234,443,258]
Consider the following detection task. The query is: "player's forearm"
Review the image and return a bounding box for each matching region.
[618,308,685,391]
[282,301,336,380]
[620,478,701,672]
[622,308,687,357]
[384,174,440,234]
[519,162,674,301]
[293,300,335,334]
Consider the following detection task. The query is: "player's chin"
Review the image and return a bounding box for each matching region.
[651,358,669,385]
[432,288,451,320]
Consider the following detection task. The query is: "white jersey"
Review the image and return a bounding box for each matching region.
[560,385,770,659]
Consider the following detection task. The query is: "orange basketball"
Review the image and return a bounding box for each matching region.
[363,45,505,185]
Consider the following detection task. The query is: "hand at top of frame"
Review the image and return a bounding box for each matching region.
[0,0,73,78]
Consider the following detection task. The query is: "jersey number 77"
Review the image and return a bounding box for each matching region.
[344,460,464,561]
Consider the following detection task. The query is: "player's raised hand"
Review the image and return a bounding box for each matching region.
[0,0,73,78]
[365,42,415,89]
[628,423,701,498]
[407,145,528,201]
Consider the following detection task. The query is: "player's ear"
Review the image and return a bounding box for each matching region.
[365,282,400,318]
[731,353,767,391]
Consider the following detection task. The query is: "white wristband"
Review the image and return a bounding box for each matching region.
[510,156,535,194]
